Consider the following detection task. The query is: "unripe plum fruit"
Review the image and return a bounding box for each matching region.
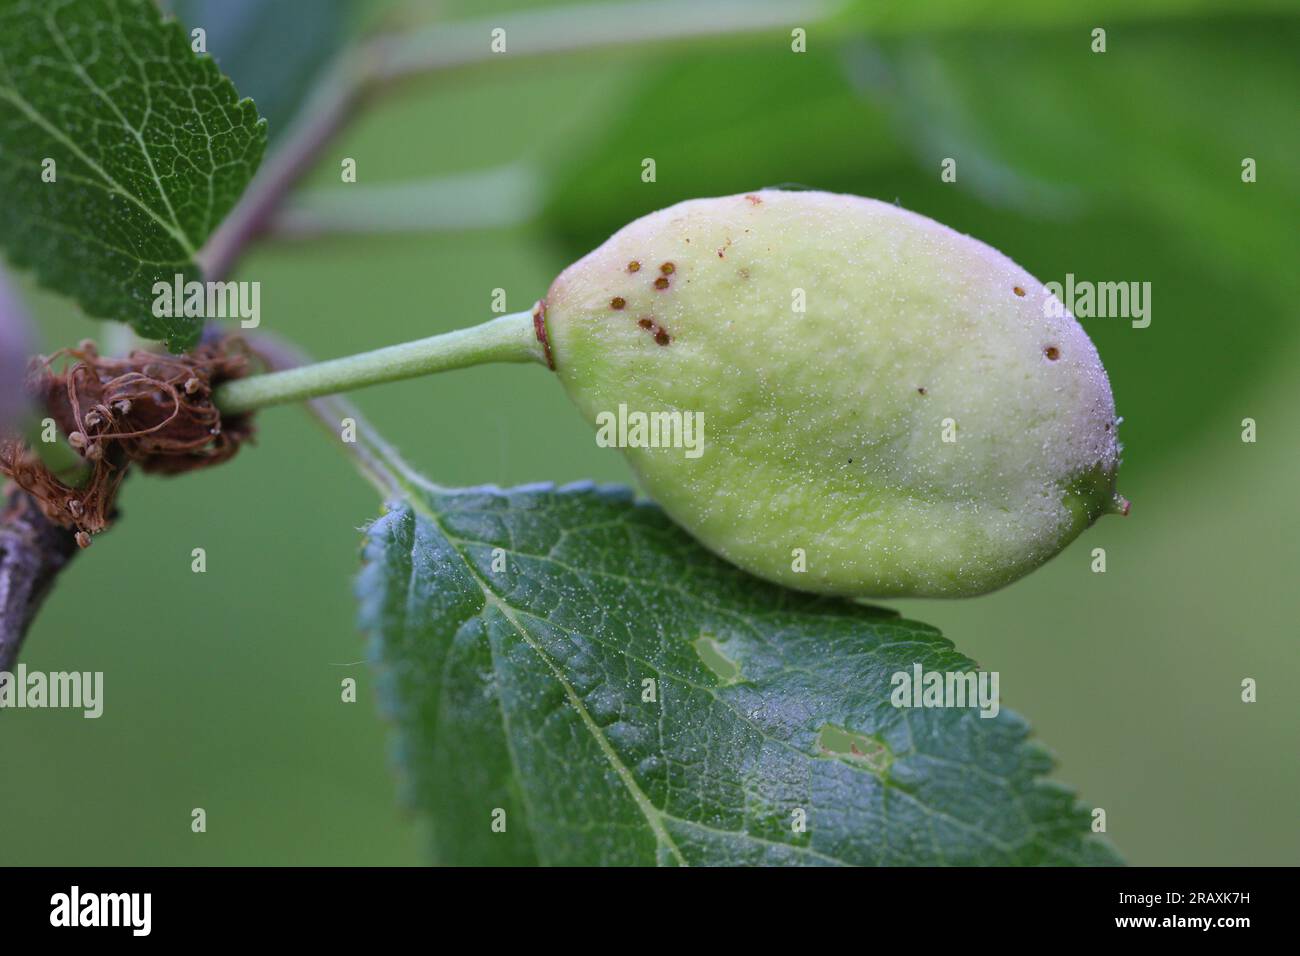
[538,189,1124,598]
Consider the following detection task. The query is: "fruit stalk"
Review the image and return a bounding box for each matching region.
[213,310,543,413]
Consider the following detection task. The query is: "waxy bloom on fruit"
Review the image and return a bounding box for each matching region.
[538,189,1125,598]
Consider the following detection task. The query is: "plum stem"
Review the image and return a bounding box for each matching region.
[213,309,544,414]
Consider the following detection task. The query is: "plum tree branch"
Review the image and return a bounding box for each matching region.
[0,267,71,672]
[200,0,836,268]
[0,490,79,672]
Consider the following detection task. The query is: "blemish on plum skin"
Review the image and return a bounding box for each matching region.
[744,194,762,205]
[1044,345,1061,361]
[532,299,555,370]
[610,296,626,310]
[917,386,927,395]
[627,261,641,273]
[659,262,675,275]
[1013,286,1026,297]
[637,315,671,345]
[654,276,670,290]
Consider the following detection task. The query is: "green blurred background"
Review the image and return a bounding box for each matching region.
[2,0,1297,865]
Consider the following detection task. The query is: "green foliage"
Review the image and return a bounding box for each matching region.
[359,480,1119,866]
[0,0,266,351]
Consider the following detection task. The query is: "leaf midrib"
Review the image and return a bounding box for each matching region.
[395,491,689,866]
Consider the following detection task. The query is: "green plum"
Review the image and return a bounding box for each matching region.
[538,189,1125,598]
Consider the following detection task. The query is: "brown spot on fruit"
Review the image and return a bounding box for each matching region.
[1013,286,1026,297]
[1044,346,1061,361]
[610,296,626,310]
[654,276,669,290]
[917,387,927,395]
[660,262,675,275]
[627,261,641,273]
[635,316,672,345]
[745,194,762,205]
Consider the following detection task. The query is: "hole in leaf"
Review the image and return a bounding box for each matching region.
[693,634,742,685]
[816,724,893,776]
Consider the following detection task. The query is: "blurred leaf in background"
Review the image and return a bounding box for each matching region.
[164,0,357,142]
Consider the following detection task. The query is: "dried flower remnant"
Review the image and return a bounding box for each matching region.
[0,339,258,543]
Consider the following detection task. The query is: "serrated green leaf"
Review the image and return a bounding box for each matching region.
[0,0,266,351]
[358,480,1120,866]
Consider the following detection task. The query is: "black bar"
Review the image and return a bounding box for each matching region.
[1,866,1285,940]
